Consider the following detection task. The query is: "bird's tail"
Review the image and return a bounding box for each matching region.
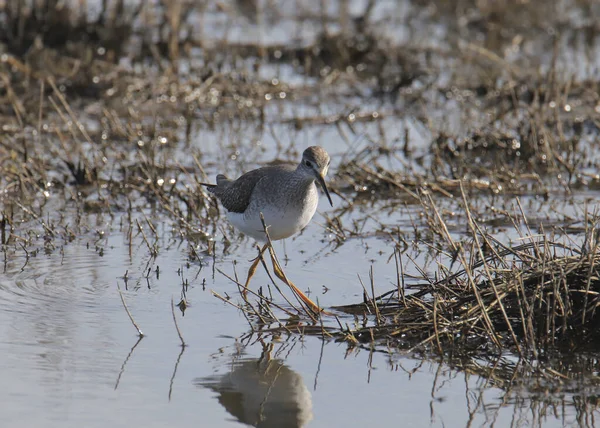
[215,174,230,186]
[199,174,230,193]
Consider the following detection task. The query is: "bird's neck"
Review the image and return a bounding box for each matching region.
[294,166,315,183]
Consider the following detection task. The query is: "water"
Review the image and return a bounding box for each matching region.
[0,94,596,428]
[0,207,593,427]
[2,0,600,426]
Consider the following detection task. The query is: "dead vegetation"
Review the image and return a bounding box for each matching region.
[0,0,600,402]
[235,185,600,353]
[233,191,600,402]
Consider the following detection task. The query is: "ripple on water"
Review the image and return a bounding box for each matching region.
[0,243,114,311]
[0,238,134,421]
[0,240,128,352]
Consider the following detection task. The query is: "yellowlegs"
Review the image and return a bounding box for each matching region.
[202,146,333,312]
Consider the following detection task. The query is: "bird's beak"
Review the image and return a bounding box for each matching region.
[317,173,333,207]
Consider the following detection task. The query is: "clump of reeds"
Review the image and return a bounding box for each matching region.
[0,0,192,62]
[347,191,600,358]
[235,185,600,361]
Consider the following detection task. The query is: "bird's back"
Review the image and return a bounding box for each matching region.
[205,164,295,214]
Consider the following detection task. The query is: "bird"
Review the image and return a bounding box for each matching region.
[201,146,333,313]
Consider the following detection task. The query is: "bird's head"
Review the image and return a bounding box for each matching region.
[299,146,333,207]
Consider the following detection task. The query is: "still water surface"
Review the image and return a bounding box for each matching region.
[0,214,583,427]
[2,0,599,424]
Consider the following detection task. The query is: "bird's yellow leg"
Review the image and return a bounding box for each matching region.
[243,243,269,296]
[268,248,321,314]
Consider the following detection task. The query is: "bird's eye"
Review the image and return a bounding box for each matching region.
[304,160,312,167]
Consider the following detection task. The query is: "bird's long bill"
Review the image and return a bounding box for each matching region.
[317,174,333,207]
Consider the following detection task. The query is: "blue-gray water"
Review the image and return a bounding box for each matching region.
[2,0,600,426]
[0,210,590,427]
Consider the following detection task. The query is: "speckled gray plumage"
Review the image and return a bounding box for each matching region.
[247,166,317,214]
[205,164,296,214]
[204,146,331,215]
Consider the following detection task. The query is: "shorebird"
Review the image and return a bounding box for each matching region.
[202,146,333,313]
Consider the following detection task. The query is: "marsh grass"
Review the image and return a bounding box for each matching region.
[244,189,600,352]
[233,189,600,407]
[1,0,600,401]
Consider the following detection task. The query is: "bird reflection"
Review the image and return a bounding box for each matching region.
[195,343,313,427]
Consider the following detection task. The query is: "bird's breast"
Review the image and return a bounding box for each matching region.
[228,182,319,241]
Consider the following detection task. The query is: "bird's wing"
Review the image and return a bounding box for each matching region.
[207,165,291,213]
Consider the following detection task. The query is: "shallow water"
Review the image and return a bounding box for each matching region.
[0,82,596,428]
[2,0,600,426]
[0,206,593,427]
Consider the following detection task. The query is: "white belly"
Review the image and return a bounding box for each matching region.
[226,188,319,241]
